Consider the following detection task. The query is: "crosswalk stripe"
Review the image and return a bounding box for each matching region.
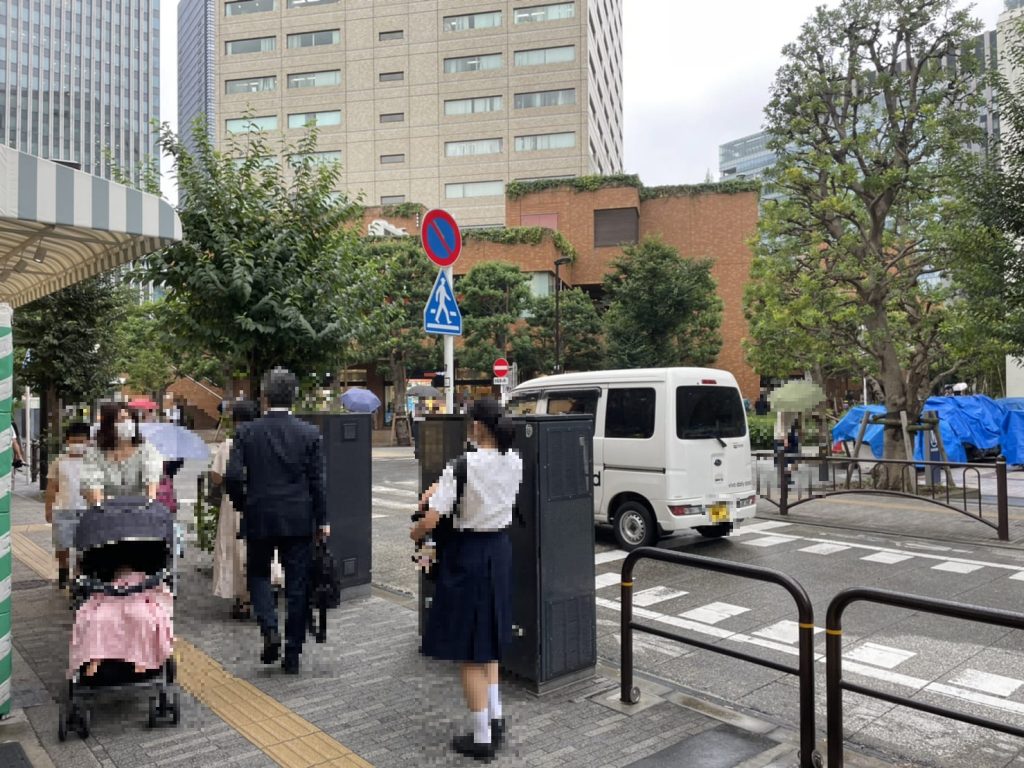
[949,669,1024,698]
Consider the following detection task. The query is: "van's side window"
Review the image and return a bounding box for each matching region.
[508,393,539,415]
[548,391,599,415]
[605,388,656,439]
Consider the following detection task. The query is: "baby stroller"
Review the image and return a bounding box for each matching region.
[59,497,181,740]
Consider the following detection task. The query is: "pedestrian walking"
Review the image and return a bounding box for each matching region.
[225,368,329,675]
[44,422,91,589]
[411,398,523,761]
[80,402,164,506]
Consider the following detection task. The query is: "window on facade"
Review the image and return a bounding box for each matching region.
[444,95,502,115]
[445,180,504,199]
[514,46,575,66]
[445,138,502,157]
[444,53,502,74]
[289,150,341,167]
[514,2,575,23]
[379,71,404,82]
[381,195,406,205]
[287,110,341,128]
[287,0,337,7]
[379,112,405,123]
[443,11,502,32]
[594,208,639,247]
[225,75,277,94]
[514,88,575,109]
[606,389,656,439]
[287,30,340,48]
[226,37,276,55]
[225,0,275,16]
[380,153,405,164]
[226,115,278,133]
[515,132,575,151]
[520,213,558,229]
[287,70,341,88]
[379,30,404,41]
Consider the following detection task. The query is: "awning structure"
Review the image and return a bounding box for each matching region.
[0,145,182,308]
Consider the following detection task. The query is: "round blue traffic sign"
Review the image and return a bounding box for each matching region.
[421,209,462,267]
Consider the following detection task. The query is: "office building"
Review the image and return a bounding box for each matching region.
[212,0,623,226]
[0,1,161,184]
[178,0,216,156]
[718,131,775,182]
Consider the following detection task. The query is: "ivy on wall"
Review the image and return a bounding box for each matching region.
[462,227,578,262]
[639,180,761,200]
[505,175,760,201]
[380,202,427,219]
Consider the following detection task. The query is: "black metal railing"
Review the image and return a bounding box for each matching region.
[619,548,822,768]
[826,587,1024,767]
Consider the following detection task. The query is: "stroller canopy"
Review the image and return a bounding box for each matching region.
[75,497,174,553]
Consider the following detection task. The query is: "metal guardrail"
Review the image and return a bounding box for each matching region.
[825,587,1024,767]
[619,548,823,768]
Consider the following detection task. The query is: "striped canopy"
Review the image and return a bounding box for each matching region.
[0,145,182,308]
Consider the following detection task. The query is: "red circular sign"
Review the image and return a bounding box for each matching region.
[493,358,510,377]
[421,209,462,268]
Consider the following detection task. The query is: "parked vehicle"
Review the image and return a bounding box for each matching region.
[509,368,757,549]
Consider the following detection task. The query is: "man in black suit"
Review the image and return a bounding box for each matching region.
[226,367,329,674]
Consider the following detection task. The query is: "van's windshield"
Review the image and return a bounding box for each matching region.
[676,386,746,440]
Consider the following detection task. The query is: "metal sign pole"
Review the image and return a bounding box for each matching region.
[444,265,455,414]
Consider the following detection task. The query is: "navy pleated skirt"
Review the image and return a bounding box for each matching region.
[421,530,512,663]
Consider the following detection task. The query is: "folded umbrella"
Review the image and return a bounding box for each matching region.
[138,422,211,460]
[341,387,382,413]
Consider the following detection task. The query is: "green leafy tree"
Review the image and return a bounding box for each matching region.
[458,262,533,374]
[602,238,722,369]
[749,0,985,479]
[524,288,604,377]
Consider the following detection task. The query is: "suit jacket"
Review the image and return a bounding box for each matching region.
[225,411,327,540]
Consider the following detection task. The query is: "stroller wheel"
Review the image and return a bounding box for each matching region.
[58,703,68,742]
[171,692,181,726]
[77,708,91,740]
[148,696,158,728]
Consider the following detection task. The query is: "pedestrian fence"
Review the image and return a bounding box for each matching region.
[618,548,1024,768]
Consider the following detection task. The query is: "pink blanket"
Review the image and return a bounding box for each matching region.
[69,571,174,678]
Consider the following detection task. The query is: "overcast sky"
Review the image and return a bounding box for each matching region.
[159,0,1008,200]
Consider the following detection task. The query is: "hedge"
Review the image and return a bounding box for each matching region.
[461,226,578,262]
[505,175,760,201]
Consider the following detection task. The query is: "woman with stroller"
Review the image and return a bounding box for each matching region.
[410,398,523,761]
[80,402,164,506]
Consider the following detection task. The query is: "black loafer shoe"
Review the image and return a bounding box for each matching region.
[282,655,300,675]
[491,718,505,749]
[260,629,281,664]
[452,733,495,762]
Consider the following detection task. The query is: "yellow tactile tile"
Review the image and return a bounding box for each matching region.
[12,532,56,579]
[13,523,52,534]
[264,730,353,767]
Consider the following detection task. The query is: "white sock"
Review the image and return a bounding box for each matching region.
[488,684,502,720]
[473,709,491,744]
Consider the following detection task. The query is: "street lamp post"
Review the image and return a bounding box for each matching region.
[554,256,572,374]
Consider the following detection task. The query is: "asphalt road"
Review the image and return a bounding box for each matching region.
[372,455,1024,768]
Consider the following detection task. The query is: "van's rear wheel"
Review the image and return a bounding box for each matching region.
[696,523,732,539]
[613,502,657,550]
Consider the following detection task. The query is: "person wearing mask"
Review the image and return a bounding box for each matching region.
[411,398,523,761]
[225,368,329,675]
[44,422,92,589]
[80,402,164,506]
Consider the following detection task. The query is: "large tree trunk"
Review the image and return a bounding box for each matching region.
[872,315,921,491]
[390,356,410,446]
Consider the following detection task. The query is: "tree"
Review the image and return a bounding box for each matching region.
[748,0,985,478]
[458,263,533,374]
[524,288,603,377]
[602,238,722,369]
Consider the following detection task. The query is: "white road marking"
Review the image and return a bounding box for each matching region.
[678,602,749,625]
[372,514,387,520]
[861,552,914,565]
[798,543,851,556]
[733,521,793,535]
[741,536,791,548]
[373,485,417,497]
[843,642,916,670]
[634,586,688,607]
[1010,571,1024,581]
[596,572,622,589]
[612,633,687,658]
[595,549,629,565]
[949,669,1024,698]
[373,499,414,511]
[931,561,984,574]
[753,620,824,645]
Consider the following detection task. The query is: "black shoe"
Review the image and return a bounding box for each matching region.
[452,733,495,762]
[57,568,69,590]
[491,718,505,749]
[260,629,281,664]
[282,655,300,675]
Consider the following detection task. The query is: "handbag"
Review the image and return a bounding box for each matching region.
[307,539,342,643]
[156,475,178,514]
[206,471,224,508]
[412,453,469,580]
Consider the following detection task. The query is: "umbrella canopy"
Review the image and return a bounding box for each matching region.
[407,384,441,399]
[139,422,210,460]
[769,380,826,413]
[341,387,381,413]
[128,398,158,410]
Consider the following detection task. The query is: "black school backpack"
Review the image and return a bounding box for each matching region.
[418,453,469,583]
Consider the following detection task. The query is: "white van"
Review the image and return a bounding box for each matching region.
[508,368,757,550]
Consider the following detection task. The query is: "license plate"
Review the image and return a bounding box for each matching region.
[710,504,729,523]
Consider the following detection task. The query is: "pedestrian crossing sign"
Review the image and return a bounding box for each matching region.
[423,269,462,336]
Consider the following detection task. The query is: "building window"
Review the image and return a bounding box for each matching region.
[380,153,405,164]
[288,110,341,128]
[514,45,575,66]
[444,95,503,115]
[287,30,340,48]
[225,0,275,16]
[443,11,502,32]
[606,389,656,439]
[513,88,575,109]
[445,180,504,199]
[514,2,575,23]
[444,53,502,74]
[379,30,404,41]
[286,0,337,7]
[594,208,639,247]
[225,75,277,94]
[521,213,558,229]
[287,70,341,89]
[445,138,502,157]
[379,71,404,82]
[379,112,405,123]
[290,150,342,167]
[226,115,278,133]
[381,195,406,205]
[226,37,276,55]
[515,132,575,151]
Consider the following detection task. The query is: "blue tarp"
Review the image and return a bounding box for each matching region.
[998,398,1024,412]
[1002,411,1024,465]
[831,405,886,458]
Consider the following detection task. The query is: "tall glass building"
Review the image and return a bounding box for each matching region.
[177,0,214,157]
[0,1,161,183]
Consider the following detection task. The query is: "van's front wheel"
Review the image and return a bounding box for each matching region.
[696,523,732,539]
[613,502,657,550]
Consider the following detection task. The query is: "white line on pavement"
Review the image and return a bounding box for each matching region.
[740,536,792,548]
[861,552,914,565]
[843,642,916,670]
[949,669,1024,698]
[373,485,417,497]
[753,620,824,645]
[634,586,688,607]
[798,543,851,556]
[595,549,629,565]
[931,561,984,574]
[678,601,749,625]
[596,572,622,589]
